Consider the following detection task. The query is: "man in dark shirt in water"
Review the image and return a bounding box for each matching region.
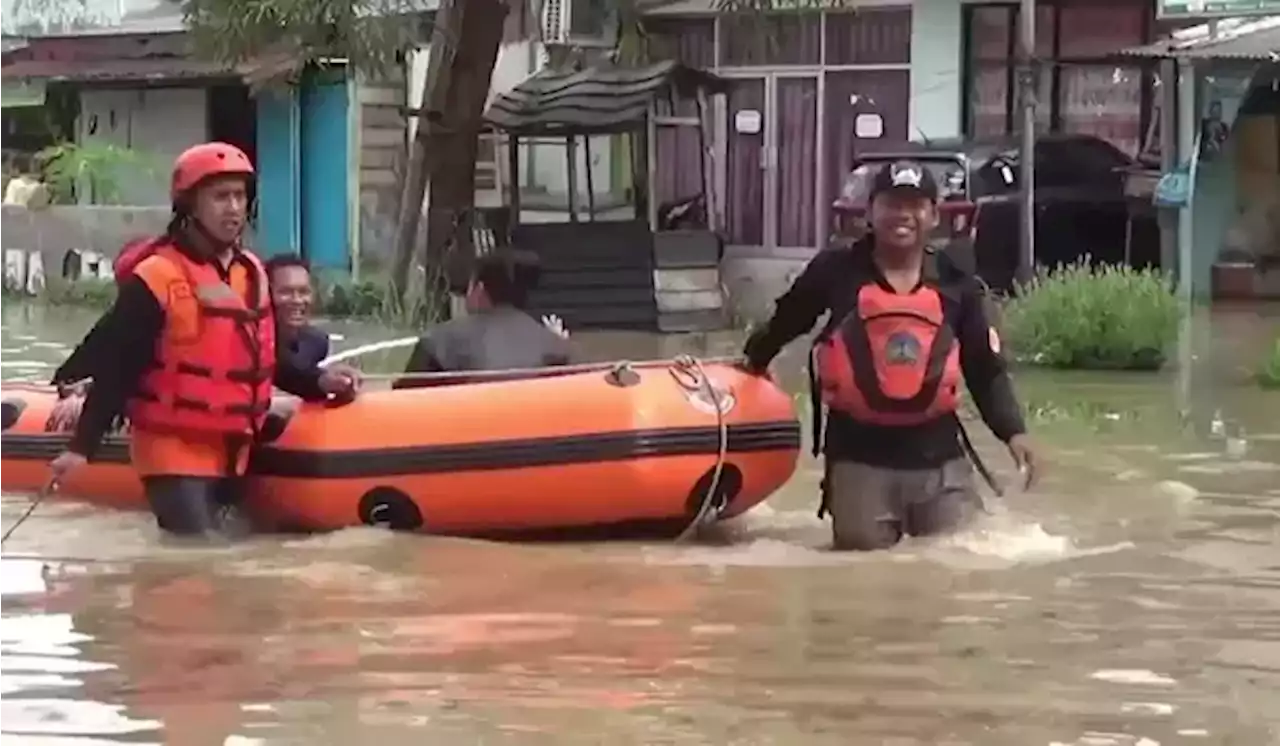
[265,255,330,370]
[393,251,573,387]
[742,160,1041,551]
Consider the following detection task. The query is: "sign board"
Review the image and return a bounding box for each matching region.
[1157,0,1280,18]
[1154,163,1192,208]
[854,114,884,139]
[733,109,761,135]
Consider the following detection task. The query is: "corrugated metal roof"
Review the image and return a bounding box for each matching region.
[0,56,233,82]
[0,31,302,84]
[1120,17,1280,60]
[484,59,726,136]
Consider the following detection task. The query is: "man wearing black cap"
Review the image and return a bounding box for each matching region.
[742,160,1039,551]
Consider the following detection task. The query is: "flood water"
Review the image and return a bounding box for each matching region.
[3,301,1279,745]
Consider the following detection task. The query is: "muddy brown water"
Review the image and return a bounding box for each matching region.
[2,302,1278,745]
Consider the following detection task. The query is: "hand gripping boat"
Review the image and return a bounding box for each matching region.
[0,359,801,537]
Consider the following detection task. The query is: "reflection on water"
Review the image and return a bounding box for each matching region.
[3,301,1279,744]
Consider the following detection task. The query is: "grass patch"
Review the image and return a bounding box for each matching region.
[1002,260,1182,371]
[1257,337,1280,390]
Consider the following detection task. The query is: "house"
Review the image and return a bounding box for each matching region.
[443,0,1188,318]
[8,0,1262,309]
[0,0,418,275]
[1120,17,1280,302]
[617,0,1197,315]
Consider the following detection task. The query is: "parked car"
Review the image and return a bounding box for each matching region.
[830,134,1161,294]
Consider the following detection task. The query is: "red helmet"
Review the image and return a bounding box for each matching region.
[170,142,254,204]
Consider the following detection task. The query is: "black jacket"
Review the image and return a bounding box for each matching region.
[282,324,331,371]
[743,240,1026,469]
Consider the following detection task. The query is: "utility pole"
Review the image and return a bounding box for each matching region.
[1015,0,1037,287]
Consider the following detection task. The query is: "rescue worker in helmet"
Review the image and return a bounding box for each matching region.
[741,160,1042,551]
[392,250,573,386]
[44,142,361,537]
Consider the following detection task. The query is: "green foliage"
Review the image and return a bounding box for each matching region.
[35,142,163,205]
[1001,260,1182,371]
[185,0,859,86]
[315,264,450,327]
[182,0,431,83]
[1257,337,1280,390]
[8,263,447,327]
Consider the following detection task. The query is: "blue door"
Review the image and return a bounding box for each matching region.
[254,88,301,257]
[300,69,351,271]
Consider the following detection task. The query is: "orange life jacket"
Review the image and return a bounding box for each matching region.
[813,282,961,427]
[114,237,159,285]
[127,243,276,436]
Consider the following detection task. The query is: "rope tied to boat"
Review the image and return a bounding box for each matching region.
[324,344,733,542]
[2,477,54,545]
[321,335,738,384]
[669,354,729,544]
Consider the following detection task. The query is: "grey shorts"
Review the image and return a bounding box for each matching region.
[823,458,982,551]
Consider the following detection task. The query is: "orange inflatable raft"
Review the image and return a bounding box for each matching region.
[0,359,801,536]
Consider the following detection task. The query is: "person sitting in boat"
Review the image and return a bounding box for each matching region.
[392,250,573,387]
[265,254,330,371]
[740,160,1042,552]
[44,141,362,538]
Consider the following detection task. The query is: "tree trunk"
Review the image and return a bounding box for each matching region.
[388,0,508,314]
[425,0,508,302]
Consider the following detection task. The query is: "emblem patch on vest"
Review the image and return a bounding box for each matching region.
[884,332,922,365]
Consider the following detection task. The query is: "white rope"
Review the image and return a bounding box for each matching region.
[671,355,729,544]
[319,336,421,367]
[322,337,737,383]
[2,482,54,545]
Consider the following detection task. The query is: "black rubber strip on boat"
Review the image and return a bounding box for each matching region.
[0,421,802,478]
[252,422,802,478]
[0,436,132,464]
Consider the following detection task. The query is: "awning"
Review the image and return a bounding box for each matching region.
[1119,17,1280,60]
[485,59,728,136]
[0,56,233,83]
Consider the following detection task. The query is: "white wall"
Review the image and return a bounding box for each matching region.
[77,87,209,205]
[908,0,964,140]
[3,0,185,32]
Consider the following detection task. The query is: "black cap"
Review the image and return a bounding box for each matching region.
[869,160,939,202]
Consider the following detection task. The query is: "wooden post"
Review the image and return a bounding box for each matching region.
[696,87,717,231]
[646,103,659,231]
[1015,0,1037,286]
[630,131,645,222]
[565,135,579,223]
[507,132,521,218]
[583,135,596,220]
